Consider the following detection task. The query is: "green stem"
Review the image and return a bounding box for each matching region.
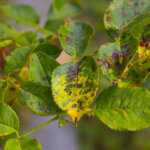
[21,116,59,137]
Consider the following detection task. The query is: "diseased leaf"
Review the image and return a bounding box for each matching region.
[94,86,150,131]
[4,46,33,75]
[97,43,124,86]
[17,81,62,116]
[1,5,40,27]
[122,56,150,86]
[52,56,99,125]
[46,0,81,33]
[104,0,150,38]
[58,19,94,57]
[5,137,41,150]
[0,102,19,136]
[30,52,59,86]
[33,43,61,59]
[0,23,18,39]
[0,79,8,101]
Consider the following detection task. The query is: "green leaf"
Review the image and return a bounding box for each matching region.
[94,86,150,131]
[52,56,99,125]
[45,19,64,34]
[58,20,94,57]
[0,23,18,39]
[0,124,16,137]
[58,117,66,128]
[0,102,19,136]
[15,31,37,46]
[0,40,13,48]
[48,0,81,20]
[130,17,150,39]
[33,42,61,59]
[4,46,33,75]
[1,5,40,27]
[0,79,8,101]
[5,137,41,150]
[104,0,150,38]
[30,52,59,86]
[17,81,62,116]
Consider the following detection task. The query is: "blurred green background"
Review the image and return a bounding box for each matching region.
[1,0,150,150]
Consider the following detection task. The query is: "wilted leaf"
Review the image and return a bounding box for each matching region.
[52,56,99,125]
[94,86,150,131]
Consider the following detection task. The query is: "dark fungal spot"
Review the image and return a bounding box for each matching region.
[148,68,150,72]
[66,37,73,45]
[115,30,119,37]
[123,107,126,110]
[77,100,82,107]
[134,2,138,6]
[42,76,48,81]
[72,104,77,108]
[113,80,118,86]
[92,65,96,71]
[106,17,111,23]
[74,117,77,125]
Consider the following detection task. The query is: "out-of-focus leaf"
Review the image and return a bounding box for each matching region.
[0,40,13,48]
[104,0,150,38]
[58,19,94,57]
[48,0,81,20]
[17,81,62,116]
[45,19,64,34]
[58,117,66,128]
[52,56,99,125]
[0,102,19,136]
[0,79,8,101]
[15,31,37,46]
[94,86,150,131]
[5,137,41,150]
[0,24,18,39]
[4,46,33,75]
[30,52,59,86]
[33,42,61,59]
[1,5,40,27]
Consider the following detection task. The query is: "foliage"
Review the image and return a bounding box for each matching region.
[0,0,150,149]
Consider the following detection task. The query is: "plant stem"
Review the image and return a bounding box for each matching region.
[21,116,60,137]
